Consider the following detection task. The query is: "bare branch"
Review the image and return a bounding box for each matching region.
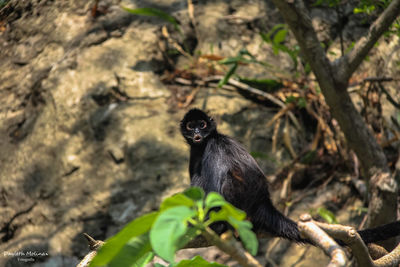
[204,75,302,130]
[201,227,263,267]
[368,244,389,260]
[299,216,400,267]
[374,242,400,267]
[335,0,400,81]
[314,221,374,267]
[298,214,348,267]
[76,233,105,267]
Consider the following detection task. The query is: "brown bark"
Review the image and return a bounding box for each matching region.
[269,0,398,230]
[298,215,400,267]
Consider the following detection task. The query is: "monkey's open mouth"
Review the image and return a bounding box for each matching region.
[193,134,202,143]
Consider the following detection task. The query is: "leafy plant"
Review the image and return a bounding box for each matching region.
[353,0,390,14]
[90,187,258,267]
[122,7,180,32]
[260,24,300,70]
[238,77,283,92]
[317,207,338,224]
[285,95,307,109]
[217,49,271,87]
[0,0,8,8]
[312,0,341,7]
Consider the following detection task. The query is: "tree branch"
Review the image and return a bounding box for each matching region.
[299,215,400,267]
[201,228,263,267]
[374,242,400,267]
[313,221,374,267]
[269,0,398,233]
[335,0,400,81]
[298,215,348,267]
[269,0,338,89]
[76,233,105,267]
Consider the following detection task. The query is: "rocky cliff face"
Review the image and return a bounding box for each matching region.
[0,0,398,266]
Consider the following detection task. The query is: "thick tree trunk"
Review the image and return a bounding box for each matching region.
[269,0,399,234]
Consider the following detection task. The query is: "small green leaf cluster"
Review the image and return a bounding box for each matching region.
[217,49,271,88]
[89,187,258,267]
[260,24,300,70]
[353,0,390,15]
[0,0,9,8]
[316,207,338,224]
[285,95,307,109]
[122,7,180,32]
[313,0,341,8]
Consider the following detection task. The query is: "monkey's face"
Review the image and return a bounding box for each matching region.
[180,109,216,146]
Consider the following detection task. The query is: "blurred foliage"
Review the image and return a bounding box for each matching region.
[122,7,181,32]
[90,187,258,267]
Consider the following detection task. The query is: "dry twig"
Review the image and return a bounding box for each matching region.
[76,233,105,267]
[202,228,263,267]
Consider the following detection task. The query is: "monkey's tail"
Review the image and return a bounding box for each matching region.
[358,221,400,244]
[271,210,309,243]
[263,208,400,244]
[253,205,309,243]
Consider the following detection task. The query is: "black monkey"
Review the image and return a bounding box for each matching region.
[180,108,400,244]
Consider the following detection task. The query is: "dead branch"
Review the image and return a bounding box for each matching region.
[298,214,348,267]
[76,233,105,267]
[368,243,389,260]
[299,214,400,267]
[175,75,302,131]
[313,221,374,267]
[373,242,400,267]
[201,228,263,267]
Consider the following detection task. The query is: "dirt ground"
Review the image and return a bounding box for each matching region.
[0,0,399,266]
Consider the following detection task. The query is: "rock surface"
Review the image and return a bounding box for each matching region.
[0,0,399,266]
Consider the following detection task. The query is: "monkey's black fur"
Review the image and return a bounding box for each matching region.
[181,108,400,244]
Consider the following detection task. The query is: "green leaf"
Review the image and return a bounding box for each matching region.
[228,217,258,255]
[300,150,317,164]
[312,0,324,6]
[109,234,153,267]
[209,203,246,223]
[260,32,270,43]
[285,95,297,104]
[397,111,400,124]
[304,63,312,75]
[175,255,227,267]
[218,50,258,66]
[205,192,227,211]
[218,63,238,87]
[250,152,277,163]
[317,207,338,224]
[218,56,241,65]
[150,206,196,262]
[160,193,195,211]
[272,45,280,55]
[122,7,180,31]
[183,187,205,201]
[297,97,307,108]
[238,77,283,91]
[133,252,154,267]
[175,226,201,249]
[90,212,158,266]
[273,28,288,44]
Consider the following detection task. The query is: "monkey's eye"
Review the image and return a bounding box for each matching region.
[186,122,194,130]
[199,120,207,129]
